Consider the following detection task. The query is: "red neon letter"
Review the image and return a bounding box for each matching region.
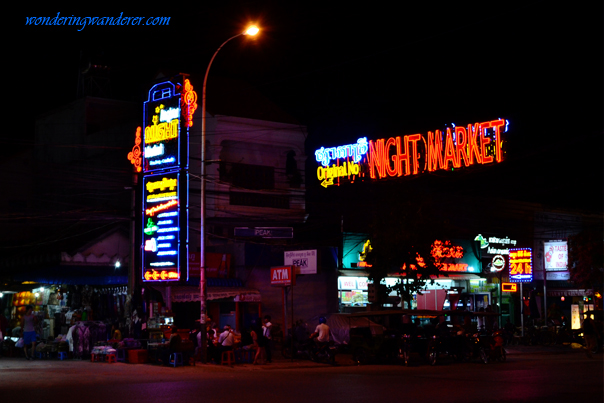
[480,120,493,164]
[427,130,444,172]
[455,126,470,167]
[407,134,422,175]
[491,119,505,163]
[467,123,483,165]
[385,137,398,177]
[368,139,387,179]
[443,127,460,169]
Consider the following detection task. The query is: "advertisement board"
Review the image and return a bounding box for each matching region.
[142,171,188,281]
[284,249,317,274]
[544,241,568,271]
[509,248,533,282]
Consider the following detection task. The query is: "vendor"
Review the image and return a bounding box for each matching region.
[110,323,122,341]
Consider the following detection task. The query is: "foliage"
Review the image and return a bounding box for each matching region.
[363,194,449,309]
[567,229,604,290]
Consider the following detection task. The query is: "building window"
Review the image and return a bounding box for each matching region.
[229,192,290,209]
[219,162,274,190]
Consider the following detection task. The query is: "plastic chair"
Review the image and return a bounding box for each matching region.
[106,354,117,363]
[58,352,68,360]
[221,350,235,366]
[169,352,183,367]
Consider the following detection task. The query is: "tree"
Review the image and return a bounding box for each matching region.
[363,193,450,309]
[567,229,603,292]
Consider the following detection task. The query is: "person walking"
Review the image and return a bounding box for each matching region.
[21,305,37,360]
[262,315,273,363]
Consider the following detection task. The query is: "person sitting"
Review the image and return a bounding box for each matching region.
[215,325,234,363]
[310,316,330,347]
[159,325,182,366]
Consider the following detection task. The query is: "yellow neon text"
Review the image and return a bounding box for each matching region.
[145,118,179,144]
[146,177,178,193]
[317,161,360,180]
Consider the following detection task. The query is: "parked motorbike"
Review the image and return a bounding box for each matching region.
[470,330,507,363]
[426,327,470,366]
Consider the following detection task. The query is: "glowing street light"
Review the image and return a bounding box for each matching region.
[199,25,260,363]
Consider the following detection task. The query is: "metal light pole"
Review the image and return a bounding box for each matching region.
[199,25,259,363]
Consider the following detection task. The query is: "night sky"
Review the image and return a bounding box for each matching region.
[11,2,603,213]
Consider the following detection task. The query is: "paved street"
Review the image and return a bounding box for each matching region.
[1,346,601,403]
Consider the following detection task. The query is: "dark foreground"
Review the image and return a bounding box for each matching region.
[1,347,601,403]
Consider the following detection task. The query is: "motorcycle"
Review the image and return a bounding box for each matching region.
[470,330,507,364]
[308,339,338,365]
[426,327,470,366]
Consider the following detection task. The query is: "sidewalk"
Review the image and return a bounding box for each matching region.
[0,343,589,374]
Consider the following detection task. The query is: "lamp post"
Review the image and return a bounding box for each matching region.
[199,25,259,363]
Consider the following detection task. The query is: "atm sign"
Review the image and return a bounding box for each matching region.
[271,266,296,287]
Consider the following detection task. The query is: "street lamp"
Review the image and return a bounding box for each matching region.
[199,25,259,363]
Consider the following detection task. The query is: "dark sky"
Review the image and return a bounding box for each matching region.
[12,1,603,211]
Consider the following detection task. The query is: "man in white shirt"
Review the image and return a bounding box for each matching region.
[310,316,330,344]
[216,325,234,363]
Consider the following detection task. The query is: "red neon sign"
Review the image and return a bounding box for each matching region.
[181,79,198,128]
[144,270,180,281]
[127,127,142,173]
[502,283,518,292]
[145,199,178,216]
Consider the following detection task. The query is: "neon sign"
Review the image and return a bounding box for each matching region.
[142,171,188,282]
[502,283,518,292]
[181,79,197,128]
[142,78,191,173]
[509,248,533,282]
[127,127,142,173]
[315,119,508,187]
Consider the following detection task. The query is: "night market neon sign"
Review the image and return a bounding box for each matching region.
[315,118,508,187]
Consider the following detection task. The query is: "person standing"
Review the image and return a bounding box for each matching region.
[582,314,600,358]
[262,315,273,363]
[21,305,37,360]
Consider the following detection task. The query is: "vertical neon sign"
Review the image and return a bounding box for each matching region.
[141,75,194,282]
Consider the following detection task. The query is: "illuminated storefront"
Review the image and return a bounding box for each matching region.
[339,233,488,311]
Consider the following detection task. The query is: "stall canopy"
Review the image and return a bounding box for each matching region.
[11,265,127,285]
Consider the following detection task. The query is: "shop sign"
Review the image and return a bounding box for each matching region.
[142,171,188,282]
[534,271,570,281]
[315,119,508,188]
[270,266,295,287]
[474,234,517,255]
[491,255,506,272]
[234,293,261,302]
[544,241,568,271]
[501,283,517,292]
[284,249,317,275]
[235,227,293,238]
[509,248,533,282]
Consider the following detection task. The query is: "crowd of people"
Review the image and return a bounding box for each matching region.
[195,315,274,365]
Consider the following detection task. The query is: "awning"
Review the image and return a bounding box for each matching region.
[10,265,128,285]
[149,285,261,303]
[547,289,594,297]
[438,274,483,280]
